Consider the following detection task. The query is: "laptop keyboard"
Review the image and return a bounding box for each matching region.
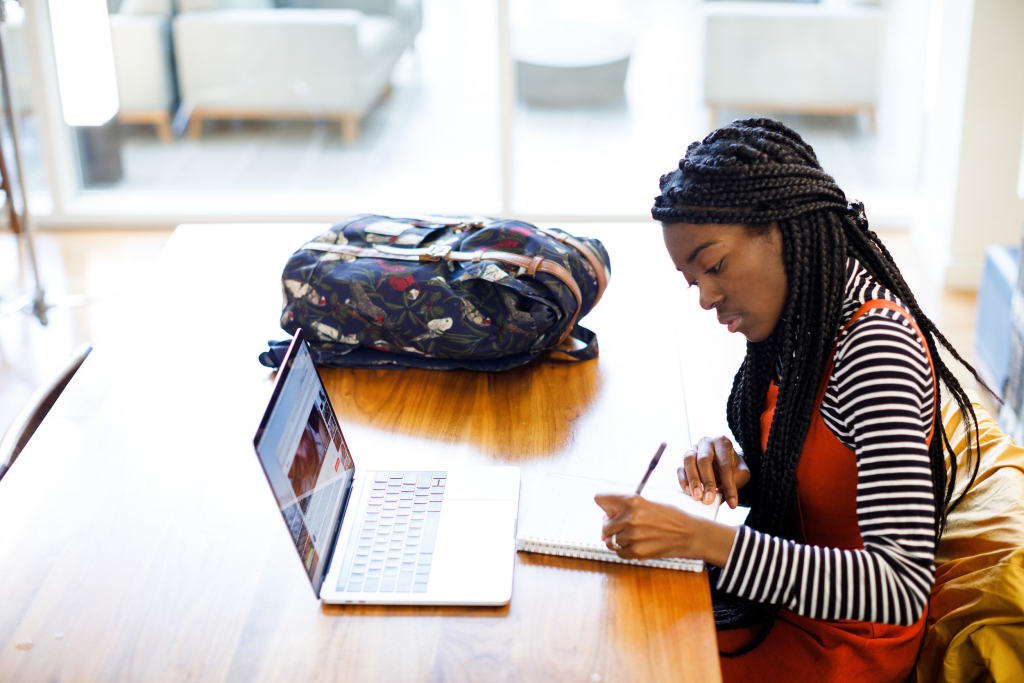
[339,471,447,594]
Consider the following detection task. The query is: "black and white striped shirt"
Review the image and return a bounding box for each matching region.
[717,259,936,625]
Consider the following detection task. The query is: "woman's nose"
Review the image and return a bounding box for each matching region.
[698,286,722,311]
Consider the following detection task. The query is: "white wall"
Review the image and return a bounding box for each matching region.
[913,0,1024,291]
[875,0,929,192]
[1019,116,1024,200]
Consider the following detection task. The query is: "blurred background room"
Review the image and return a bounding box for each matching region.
[2,0,1023,444]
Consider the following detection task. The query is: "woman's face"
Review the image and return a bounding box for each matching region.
[662,222,788,342]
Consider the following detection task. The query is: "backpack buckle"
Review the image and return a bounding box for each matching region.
[424,245,452,260]
[374,244,453,261]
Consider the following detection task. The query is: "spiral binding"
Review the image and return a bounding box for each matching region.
[516,537,703,572]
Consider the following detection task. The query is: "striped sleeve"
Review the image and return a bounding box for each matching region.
[715,308,936,625]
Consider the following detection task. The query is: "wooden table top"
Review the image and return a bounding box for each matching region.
[0,222,745,682]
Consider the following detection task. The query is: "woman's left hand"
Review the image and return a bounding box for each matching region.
[594,493,739,567]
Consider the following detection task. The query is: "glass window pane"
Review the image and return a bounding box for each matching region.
[510,0,928,220]
[82,0,501,214]
[510,0,702,217]
[2,1,49,213]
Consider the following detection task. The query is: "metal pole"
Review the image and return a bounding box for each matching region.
[497,0,514,218]
[0,0,49,325]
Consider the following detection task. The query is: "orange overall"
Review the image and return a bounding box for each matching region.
[718,300,933,682]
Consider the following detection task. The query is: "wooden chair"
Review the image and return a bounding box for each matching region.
[0,343,92,481]
[916,397,1024,682]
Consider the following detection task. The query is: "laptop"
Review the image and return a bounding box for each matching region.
[253,329,521,605]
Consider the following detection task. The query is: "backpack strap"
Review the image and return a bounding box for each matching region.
[536,227,610,306]
[446,250,584,345]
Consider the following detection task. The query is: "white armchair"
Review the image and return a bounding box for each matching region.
[276,0,422,46]
[172,6,412,143]
[109,5,176,142]
[702,1,884,127]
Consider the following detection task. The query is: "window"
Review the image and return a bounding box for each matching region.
[14,0,933,225]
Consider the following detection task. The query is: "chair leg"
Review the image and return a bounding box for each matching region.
[188,115,204,141]
[155,113,173,144]
[340,115,360,145]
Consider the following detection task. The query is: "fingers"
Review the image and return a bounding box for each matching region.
[594,493,628,519]
[607,531,633,556]
[712,436,739,509]
[678,448,700,501]
[608,537,649,561]
[678,436,750,508]
[595,493,632,540]
[695,439,718,505]
[678,438,718,505]
[602,515,641,555]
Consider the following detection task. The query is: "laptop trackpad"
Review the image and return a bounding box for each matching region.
[429,498,517,604]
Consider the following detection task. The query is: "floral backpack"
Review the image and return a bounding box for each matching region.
[258,214,611,372]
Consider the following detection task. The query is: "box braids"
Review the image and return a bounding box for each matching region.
[652,118,987,656]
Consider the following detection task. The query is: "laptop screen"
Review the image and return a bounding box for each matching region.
[254,330,355,595]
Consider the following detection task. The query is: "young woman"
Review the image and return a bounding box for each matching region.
[595,118,983,680]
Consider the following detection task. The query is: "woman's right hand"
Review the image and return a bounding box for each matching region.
[679,436,750,509]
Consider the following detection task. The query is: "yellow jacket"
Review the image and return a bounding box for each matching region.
[917,399,1024,682]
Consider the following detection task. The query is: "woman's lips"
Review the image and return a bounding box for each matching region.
[718,314,742,333]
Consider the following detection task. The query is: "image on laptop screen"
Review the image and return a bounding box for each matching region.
[255,337,354,588]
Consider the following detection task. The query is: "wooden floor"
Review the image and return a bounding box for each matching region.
[0,227,981,445]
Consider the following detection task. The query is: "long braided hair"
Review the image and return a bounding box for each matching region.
[652,118,986,655]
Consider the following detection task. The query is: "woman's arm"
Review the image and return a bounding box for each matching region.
[715,311,937,625]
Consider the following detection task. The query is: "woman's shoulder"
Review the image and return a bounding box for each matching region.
[834,260,929,363]
[825,262,934,428]
[840,259,906,317]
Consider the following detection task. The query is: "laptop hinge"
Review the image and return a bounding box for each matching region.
[318,472,357,595]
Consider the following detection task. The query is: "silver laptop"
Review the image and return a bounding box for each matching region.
[253,329,520,605]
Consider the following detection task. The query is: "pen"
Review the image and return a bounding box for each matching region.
[635,442,667,495]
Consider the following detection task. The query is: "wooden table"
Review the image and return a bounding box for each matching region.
[0,222,745,682]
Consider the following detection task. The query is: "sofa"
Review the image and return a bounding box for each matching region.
[109,0,177,142]
[275,0,421,44]
[172,0,421,143]
[702,1,884,127]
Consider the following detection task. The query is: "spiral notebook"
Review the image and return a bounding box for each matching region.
[516,474,723,572]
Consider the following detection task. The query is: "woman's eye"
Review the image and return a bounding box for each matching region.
[706,259,723,276]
